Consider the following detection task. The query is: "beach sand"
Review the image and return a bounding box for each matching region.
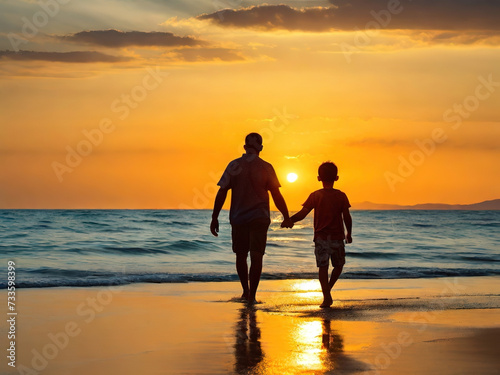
[2,276,500,374]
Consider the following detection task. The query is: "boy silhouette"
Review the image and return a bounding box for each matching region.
[284,162,352,308]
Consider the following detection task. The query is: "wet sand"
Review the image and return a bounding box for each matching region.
[1,276,499,374]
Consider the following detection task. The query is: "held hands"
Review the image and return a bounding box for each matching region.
[281,218,294,229]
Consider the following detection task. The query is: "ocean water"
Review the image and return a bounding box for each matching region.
[0,209,499,288]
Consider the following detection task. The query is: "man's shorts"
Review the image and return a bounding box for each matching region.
[314,239,345,267]
[231,217,271,255]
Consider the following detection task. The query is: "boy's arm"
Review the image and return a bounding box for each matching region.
[290,206,313,223]
[343,207,352,243]
[269,187,292,227]
[210,187,228,237]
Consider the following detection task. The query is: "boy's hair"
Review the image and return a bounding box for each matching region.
[318,162,338,182]
[245,133,263,151]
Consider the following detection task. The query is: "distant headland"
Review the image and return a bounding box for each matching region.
[352,199,500,210]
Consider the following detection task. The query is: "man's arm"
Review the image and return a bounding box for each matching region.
[343,207,352,243]
[290,206,313,224]
[210,187,228,237]
[270,187,292,226]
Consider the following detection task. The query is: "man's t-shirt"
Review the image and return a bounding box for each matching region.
[302,188,351,241]
[218,154,281,225]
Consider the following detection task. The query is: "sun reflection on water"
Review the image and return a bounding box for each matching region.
[293,320,324,370]
[291,280,319,292]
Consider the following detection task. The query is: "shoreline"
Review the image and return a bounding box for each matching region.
[1,276,499,374]
[9,271,500,289]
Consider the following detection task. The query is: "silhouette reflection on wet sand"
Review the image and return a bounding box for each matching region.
[232,305,368,374]
[234,306,264,373]
[322,318,357,372]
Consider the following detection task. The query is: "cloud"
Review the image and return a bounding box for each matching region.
[198,5,339,32]
[163,47,245,62]
[411,30,500,46]
[0,50,129,63]
[60,29,206,48]
[197,1,500,33]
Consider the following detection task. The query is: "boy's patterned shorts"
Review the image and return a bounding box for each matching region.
[314,239,345,267]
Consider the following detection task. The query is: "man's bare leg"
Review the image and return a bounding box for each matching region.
[248,252,263,303]
[236,253,249,300]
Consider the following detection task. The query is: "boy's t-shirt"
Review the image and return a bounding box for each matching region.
[218,154,281,225]
[302,188,350,241]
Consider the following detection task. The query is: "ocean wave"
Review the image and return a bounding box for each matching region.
[453,255,500,263]
[343,267,500,279]
[168,221,196,226]
[348,251,422,260]
[6,272,239,288]
[148,211,183,218]
[102,246,169,255]
[81,221,112,226]
[473,222,500,227]
[25,267,116,277]
[412,245,449,251]
[163,239,216,251]
[0,215,16,220]
[0,233,29,239]
[24,224,53,229]
[0,245,34,253]
[71,210,95,215]
[4,267,500,289]
[266,243,285,248]
[60,226,86,233]
[131,219,163,224]
[65,246,170,255]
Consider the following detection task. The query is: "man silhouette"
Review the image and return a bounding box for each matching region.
[210,133,292,303]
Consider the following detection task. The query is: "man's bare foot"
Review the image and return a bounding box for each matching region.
[241,291,249,301]
[319,297,333,308]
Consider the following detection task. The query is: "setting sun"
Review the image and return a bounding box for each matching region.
[287,173,298,183]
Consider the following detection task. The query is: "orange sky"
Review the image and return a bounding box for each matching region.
[0,1,499,209]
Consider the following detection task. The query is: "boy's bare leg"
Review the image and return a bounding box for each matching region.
[236,253,249,300]
[319,265,333,307]
[329,265,343,290]
[248,252,263,303]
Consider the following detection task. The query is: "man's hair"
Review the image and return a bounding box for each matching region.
[245,133,263,151]
[318,162,338,182]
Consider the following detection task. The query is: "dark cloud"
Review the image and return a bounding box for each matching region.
[0,50,130,63]
[197,1,500,32]
[198,5,338,32]
[61,29,206,48]
[165,47,245,62]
